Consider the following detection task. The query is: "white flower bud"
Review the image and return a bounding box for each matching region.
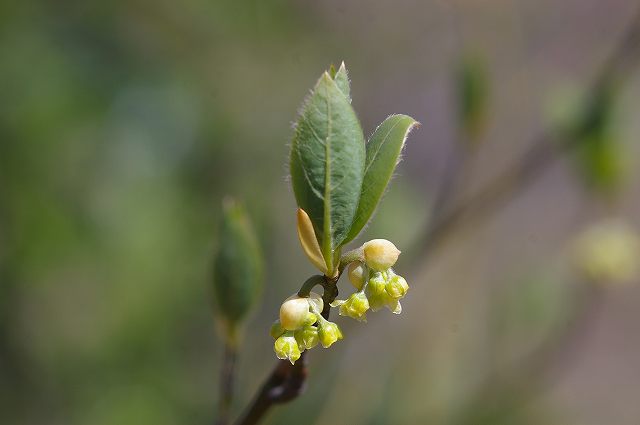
[363,239,401,271]
[279,292,323,330]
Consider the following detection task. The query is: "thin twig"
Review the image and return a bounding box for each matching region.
[416,4,640,261]
[216,342,238,425]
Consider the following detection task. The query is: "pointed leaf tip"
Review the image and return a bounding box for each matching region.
[343,114,419,244]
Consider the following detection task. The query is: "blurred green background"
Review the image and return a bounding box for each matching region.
[1,1,640,424]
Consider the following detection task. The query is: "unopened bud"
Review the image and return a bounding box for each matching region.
[348,262,367,291]
[294,325,319,350]
[385,274,409,299]
[279,292,323,330]
[365,272,388,312]
[363,239,401,271]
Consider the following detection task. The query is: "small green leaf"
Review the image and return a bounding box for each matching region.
[457,56,489,139]
[344,114,419,244]
[212,198,264,342]
[569,83,623,195]
[290,70,365,273]
[333,62,351,102]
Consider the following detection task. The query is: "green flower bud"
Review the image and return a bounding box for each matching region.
[363,239,401,271]
[338,292,370,322]
[270,320,285,339]
[347,262,367,291]
[212,199,264,344]
[294,325,319,350]
[385,274,409,299]
[274,332,302,364]
[317,320,343,348]
[365,272,389,312]
[365,272,405,314]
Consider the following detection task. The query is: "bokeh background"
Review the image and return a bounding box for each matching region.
[2,0,640,424]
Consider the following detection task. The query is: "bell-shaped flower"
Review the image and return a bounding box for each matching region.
[274,331,302,364]
[294,325,319,350]
[317,319,343,348]
[385,273,409,299]
[334,291,369,322]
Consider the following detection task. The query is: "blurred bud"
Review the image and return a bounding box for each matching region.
[363,239,401,271]
[274,332,302,364]
[318,320,343,348]
[552,83,623,196]
[270,320,285,339]
[457,55,489,140]
[338,292,370,322]
[385,274,409,299]
[295,325,319,350]
[571,219,640,285]
[347,261,367,291]
[212,198,264,344]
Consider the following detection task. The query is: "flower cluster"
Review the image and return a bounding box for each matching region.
[270,292,343,364]
[271,239,408,363]
[333,239,409,321]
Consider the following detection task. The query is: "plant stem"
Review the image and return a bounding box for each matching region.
[216,342,237,425]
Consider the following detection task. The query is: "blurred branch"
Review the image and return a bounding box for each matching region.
[455,283,604,425]
[216,343,238,425]
[416,5,640,261]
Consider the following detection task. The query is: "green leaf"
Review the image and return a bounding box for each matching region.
[457,56,488,138]
[344,114,419,244]
[212,198,264,342]
[333,62,351,102]
[290,71,365,273]
[570,83,623,195]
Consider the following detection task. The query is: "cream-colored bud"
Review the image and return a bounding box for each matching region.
[347,262,367,291]
[363,239,401,271]
[279,296,311,330]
